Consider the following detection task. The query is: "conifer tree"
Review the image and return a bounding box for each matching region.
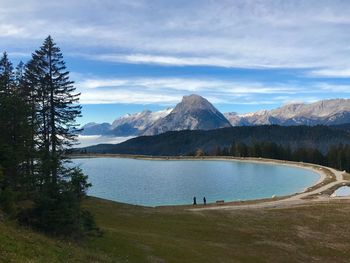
[21,36,95,236]
[28,36,81,182]
[0,52,16,186]
[0,53,31,211]
[0,38,96,237]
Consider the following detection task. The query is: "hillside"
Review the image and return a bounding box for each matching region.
[2,198,350,262]
[82,125,350,156]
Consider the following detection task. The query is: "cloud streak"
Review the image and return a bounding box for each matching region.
[308,68,350,78]
[1,0,350,71]
[75,76,348,105]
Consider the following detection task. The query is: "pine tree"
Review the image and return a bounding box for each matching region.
[12,61,34,194]
[28,36,81,181]
[0,52,16,186]
[22,58,42,190]
[20,36,95,236]
[0,38,97,236]
[0,53,30,212]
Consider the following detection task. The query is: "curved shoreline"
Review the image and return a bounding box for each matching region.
[69,154,345,208]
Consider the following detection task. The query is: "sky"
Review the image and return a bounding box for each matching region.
[1,0,350,125]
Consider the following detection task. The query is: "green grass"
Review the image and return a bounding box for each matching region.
[1,198,350,262]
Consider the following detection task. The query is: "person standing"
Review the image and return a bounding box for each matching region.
[203,197,207,205]
[193,196,197,205]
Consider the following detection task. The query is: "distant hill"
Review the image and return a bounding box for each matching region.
[81,97,350,137]
[81,125,350,156]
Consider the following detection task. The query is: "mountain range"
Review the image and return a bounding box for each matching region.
[81,95,350,136]
[224,99,350,126]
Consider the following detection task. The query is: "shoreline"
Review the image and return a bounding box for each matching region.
[68,154,346,209]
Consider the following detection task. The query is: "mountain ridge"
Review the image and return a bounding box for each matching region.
[81,97,350,136]
[224,99,350,126]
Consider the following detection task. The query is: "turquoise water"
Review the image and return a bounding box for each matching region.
[72,158,319,207]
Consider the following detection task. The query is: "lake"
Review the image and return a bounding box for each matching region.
[71,158,320,207]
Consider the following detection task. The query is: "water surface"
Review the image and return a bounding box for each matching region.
[334,186,350,197]
[72,158,319,206]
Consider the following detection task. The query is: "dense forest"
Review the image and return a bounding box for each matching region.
[0,37,97,237]
[81,125,350,154]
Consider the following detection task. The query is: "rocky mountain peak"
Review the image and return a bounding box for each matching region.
[143,94,231,135]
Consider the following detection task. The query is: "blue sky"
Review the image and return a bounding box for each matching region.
[1,0,350,125]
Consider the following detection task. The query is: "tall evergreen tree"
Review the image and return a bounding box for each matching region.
[21,36,95,236]
[0,52,16,186]
[0,38,97,237]
[0,53,31,212]
[22,58,42,190]
[28,36,81,182]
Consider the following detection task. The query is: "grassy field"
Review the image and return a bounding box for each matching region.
[1,197,350,262]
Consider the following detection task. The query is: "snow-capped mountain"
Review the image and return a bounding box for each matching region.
[110,108,173,135]
[81,97,350,137]
[224,99,350,126]
[81,108,173,136]
[143,94,232,135]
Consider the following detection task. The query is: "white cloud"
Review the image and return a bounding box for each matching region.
[308,68,350,78]
[0,24,24,36]
[77,76,298,92]
[317,83,350,92]
[75,76,325,105]
[94,54,240,68]
[79,90,181,105]
[90,53,315,69]
[1,0,350,71]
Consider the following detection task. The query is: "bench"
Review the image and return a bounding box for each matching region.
[216,200,225,205]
